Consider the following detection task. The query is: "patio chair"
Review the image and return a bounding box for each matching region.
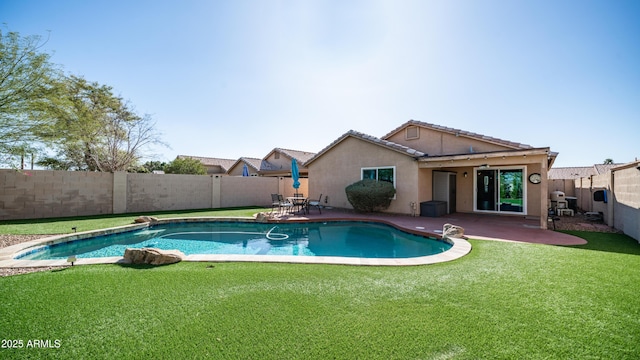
[271,194,281,214]
[307,194,323,214]
[277,194,294,214]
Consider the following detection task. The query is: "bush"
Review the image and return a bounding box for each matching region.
[345,179,396,213]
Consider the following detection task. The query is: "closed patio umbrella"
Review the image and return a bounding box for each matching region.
[242,163,249,177]
[291,158,300,194]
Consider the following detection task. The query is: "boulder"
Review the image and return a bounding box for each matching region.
[443,223,465,238]
[134,216,159,224]
[123,248,184,265]
[255,212,275,223]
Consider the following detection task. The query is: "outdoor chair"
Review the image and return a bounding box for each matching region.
[270,194,281,214]
[307,194,323,214]
[277,194,294,214]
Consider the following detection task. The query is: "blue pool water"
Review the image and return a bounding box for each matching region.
[17,221,452,260]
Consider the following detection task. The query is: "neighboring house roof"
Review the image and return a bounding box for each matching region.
[238,157,262,171]
[260,148,316,173]
[264,148,317,163]
[305,130,426,166]
[178,155,236,172]
[383,120,534,150]
[548,164,622,179]
[228,157,262,173]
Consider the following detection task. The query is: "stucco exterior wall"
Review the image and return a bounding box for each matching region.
[0,170,113,219]
[308,137,418,214]
[386,127,514,155]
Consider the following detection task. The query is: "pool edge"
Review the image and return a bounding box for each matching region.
[0,217,471,267]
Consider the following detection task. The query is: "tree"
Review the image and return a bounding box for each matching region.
[40,75,166,172]
[0,28,62,166]
[132,161,167,173]
[603,158,614,165]
[164,157,207,175]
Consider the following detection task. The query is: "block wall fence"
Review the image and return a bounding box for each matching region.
[0,170,308,221]
[572,163,640,242]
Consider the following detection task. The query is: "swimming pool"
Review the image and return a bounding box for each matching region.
[17,221,452,260]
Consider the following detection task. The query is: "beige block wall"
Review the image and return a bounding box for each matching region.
[612,166,640,241]
[127,173,214,212]
[0,170,286,220]
[549,179,576,197]
[220,176,280,207]
[0,170,113,220]
[308,137,419,214]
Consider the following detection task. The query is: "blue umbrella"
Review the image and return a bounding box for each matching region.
[242,163,249,177]
[291,158,300,193]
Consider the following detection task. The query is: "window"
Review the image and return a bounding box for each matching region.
[361,167,396,187]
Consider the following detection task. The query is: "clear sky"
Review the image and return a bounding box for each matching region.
[2,0,639,168]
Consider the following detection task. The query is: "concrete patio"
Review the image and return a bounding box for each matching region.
[282,208,587,246]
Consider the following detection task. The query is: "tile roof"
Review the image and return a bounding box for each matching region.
[227,157,262,173]
[271,148,317,163]
[383,120,534,150]
[548,164,621,179]
[305,130,426,166]
[239,157,262,171]
[177,156,236,171]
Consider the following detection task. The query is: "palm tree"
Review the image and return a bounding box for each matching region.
[603,158,614,165]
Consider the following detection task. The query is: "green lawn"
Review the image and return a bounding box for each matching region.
[0,207,270,235]
[1,213,639,358]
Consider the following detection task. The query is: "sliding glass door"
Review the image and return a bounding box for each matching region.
[475,168,524,213]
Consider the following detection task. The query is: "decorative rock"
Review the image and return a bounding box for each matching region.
[255,212,275,223]
[134,216,159,224]
[443,223,465,238]
[123,248,184,265]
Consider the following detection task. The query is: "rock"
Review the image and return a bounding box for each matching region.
[443,223,465,238]
[123,248,184,265]
[134,216,159,224]
[255,212,274,222]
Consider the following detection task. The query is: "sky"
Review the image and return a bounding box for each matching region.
[2,0,639,168]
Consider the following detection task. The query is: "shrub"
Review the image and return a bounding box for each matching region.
[345,179,396,213]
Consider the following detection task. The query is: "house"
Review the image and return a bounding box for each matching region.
[227,157,262,176]
[178,156,236,175]
[259,148,316,177]
[305,120,558,229]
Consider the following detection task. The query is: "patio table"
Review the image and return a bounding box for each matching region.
[286,197,307,214]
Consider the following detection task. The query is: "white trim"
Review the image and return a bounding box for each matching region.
[361,166,397,199]
[473,166,527,215]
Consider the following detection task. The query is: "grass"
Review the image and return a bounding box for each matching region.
[1,221,639,358]
[0,207,270,235]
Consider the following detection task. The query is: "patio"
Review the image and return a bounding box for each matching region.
[282,208,587,246]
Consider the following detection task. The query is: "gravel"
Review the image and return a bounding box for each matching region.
[0,234,66,277]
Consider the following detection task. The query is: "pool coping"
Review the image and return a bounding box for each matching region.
[0,216,472,267]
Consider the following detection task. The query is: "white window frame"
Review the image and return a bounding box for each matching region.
[361,166,397,199]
